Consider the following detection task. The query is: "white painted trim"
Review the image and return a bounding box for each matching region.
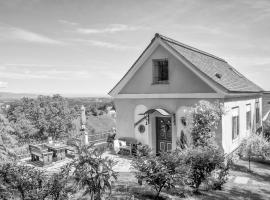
[114,93,224,99]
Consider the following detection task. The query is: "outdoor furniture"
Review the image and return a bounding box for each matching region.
[118,137,138,156]
[29,144,53,166]
[45,143,68,162]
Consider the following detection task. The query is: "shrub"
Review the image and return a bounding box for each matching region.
[182,146,226,193]
[131,150,188,199]
[263,119,270,141]
[206,157,232,190]
[0,163,49,200]
[186,101,223,147]
[47,164,73,200]
[136,144,152,157]
[72,145,118,200]
[0,162,72,200]
[238,133,270,170]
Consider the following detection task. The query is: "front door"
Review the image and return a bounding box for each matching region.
[156,117,172,152]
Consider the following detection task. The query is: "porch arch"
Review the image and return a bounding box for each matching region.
[134,105,149,145]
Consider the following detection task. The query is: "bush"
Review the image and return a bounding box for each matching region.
[182,146,226,193]
[263,119,270,141]
[0,162,72,200]
[131,150,188,199]
[238,133,270,170]
[72,145,118,200]
[186,101,223,147]
[136,144,152,157]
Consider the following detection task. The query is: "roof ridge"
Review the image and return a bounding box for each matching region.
[156,33,227,63]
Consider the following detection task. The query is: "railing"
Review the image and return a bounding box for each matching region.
[88,132,110,144]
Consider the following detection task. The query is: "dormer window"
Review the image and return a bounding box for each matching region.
[152,59,169,84]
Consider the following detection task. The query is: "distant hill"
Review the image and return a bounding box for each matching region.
[0,92,39,101]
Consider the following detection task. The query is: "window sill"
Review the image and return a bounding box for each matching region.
[152,81,169,85]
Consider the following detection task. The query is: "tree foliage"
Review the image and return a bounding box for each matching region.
[238,133,270,170]
[263,118,270,141]
[7,94,75,140]
[0,114,17,162]
[72,144,118,200]
[182,146,225,192]
[0,162,72,200]
[186,101,223,147]
[132,149,189,199]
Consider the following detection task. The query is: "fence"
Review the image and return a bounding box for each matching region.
[16,131,111,159]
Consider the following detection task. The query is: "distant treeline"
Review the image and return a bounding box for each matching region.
[1,94,115,142]
[67,97,115,116]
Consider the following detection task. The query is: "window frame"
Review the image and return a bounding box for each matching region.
[152,59,169,84]
[232,107,240,140]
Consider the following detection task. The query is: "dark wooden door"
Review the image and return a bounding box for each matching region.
[156,117,172,152]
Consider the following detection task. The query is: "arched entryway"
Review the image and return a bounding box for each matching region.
[139,108,174,153]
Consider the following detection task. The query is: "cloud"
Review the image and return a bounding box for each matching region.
[0,65,92,80]
[71,38,138,50]
[0,26,64,45]
[0,81,8,88]
[76,24,145,34]
[58,19,78,26]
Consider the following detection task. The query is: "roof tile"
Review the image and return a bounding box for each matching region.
[159,34,263,92]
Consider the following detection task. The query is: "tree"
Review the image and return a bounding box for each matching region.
[186,101,223,147]
[11,115,38,141]
[180,101,228,192]
[72,145,118,200]
[0,114,17,162]
[6,94,75,140]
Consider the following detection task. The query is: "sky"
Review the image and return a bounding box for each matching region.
[0,0,270,96]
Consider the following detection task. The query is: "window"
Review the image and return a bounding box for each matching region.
[232,107,239,140]
[246,104,251,131]
[255,101,260,124]
[152,59,169,84]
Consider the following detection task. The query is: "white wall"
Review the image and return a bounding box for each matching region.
[134,105,149,145]
[222,96,262,154]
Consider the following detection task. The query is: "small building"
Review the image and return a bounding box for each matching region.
[109,33,264,154]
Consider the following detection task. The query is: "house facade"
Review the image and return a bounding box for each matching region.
[109,33,263,154]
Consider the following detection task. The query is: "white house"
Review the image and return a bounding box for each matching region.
[109,33,263,154]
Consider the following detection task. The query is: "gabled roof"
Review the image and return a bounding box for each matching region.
[109,33,263,96]
[159,34,263,93]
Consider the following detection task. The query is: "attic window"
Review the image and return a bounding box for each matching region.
[215,73,222,79]
[152,59,169,84]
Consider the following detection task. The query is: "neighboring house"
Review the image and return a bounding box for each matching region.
[109,33,263,154]
[262,91,270,121]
